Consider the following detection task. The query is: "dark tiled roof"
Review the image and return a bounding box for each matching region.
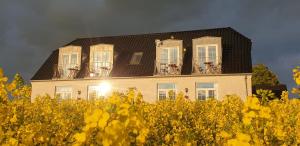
[31,27,252,80]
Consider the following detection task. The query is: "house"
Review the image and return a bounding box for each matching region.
[31,27,252,102]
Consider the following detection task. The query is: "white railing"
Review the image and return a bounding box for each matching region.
[193,57,222,74]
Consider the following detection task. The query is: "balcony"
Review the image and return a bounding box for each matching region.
[155,60,182,75]
[193,57,222,74]
[88,62,112,78]
[53,64,80,79]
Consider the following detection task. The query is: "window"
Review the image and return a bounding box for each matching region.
[55,86,72,99]
[88,83,111,100]
[197,45,217,69]
[160,47,179,65]
[88,85,104,100]
[91,48,112,76]
[130,52,143,65]
[61,53,79,77]
[196,83,217,100]
[157,83,176,100]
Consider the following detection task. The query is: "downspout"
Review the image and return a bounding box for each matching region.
[245,75,248,97]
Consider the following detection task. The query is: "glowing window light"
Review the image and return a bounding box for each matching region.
[97,81,111,96]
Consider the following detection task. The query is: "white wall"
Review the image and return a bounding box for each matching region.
[31,74,252,102]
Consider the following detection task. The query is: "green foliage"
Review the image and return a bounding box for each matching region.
[252,64,280,86]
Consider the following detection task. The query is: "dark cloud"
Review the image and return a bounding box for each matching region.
[0,0,299,90]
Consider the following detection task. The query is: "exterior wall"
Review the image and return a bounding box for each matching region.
[31,74,252,103]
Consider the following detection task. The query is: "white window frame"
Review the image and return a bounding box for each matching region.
[87,85,105,100]
[160,47,180,65]
[61,52,80,77]
[91,49,112,71]
[195,82,218,100]
[157,83,177,101]
[55,86,72,99]
[196,44,219,66]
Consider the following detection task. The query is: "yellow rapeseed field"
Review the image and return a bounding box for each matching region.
[0,67,300,146]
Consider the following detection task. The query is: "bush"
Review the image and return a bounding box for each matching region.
[0,91,300,145]
[1,67,300,145]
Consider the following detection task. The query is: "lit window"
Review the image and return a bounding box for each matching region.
[160,47,179,73]
[61,53,79,77]
[130,52,143,65]
[157,83,176,100]
[196,83,217,100]
[91,48,112,77]
[88,82,111,100]
[55,86,72,99]
[197,45,217,69]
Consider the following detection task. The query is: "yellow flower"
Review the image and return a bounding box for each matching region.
[220,131,231,138]
[242,117,252,125]
[164,134,171,143]
[74,132,86,143]
[98,112,110,129]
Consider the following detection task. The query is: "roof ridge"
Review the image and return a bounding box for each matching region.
[71,27,231,41]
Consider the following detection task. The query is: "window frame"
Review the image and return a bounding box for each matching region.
[89,45,114,77]
[160,47,180,65]
[55,86,73,99]
[130,52,143,65]
[87,85,105,100]
[195,82,218,100]
[196,44,219,67]
[91,49,112,69]
[157,83,177,101]
[61,52,80,77]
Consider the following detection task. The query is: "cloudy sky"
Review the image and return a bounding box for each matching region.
[0,0,299,90]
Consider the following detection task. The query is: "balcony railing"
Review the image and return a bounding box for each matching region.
[88,62,112,78]
[155,59,182,75]
[193,57,222,74]
[53,64,80,79]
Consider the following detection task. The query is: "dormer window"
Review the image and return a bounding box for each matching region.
[62,53,79,77]
[90,44,113,77]
[56,46,81,79]
[155,39,183,75]
[197,45,218,69]
[192,37,222,74]
[130,52,143,65]
[160,47,179,65]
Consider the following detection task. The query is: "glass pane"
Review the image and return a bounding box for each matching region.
[197,90,206,100]
[208,46,216,64]
[159,91,166,100]
[55,86,72,99]
[168,90,176,100]
[208,90,215,99]
[71,54,77,66]
[196,83,214,88]
[64,93,72,99]
[198,47,206,68]
[158,83,176,89]
[169,48,178,64]
[63,55,69,65]
[94,52,100,62]
[56,86,72,92]
[160,49,168,64]
[130,52,143,64]
[103,51,109,63]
